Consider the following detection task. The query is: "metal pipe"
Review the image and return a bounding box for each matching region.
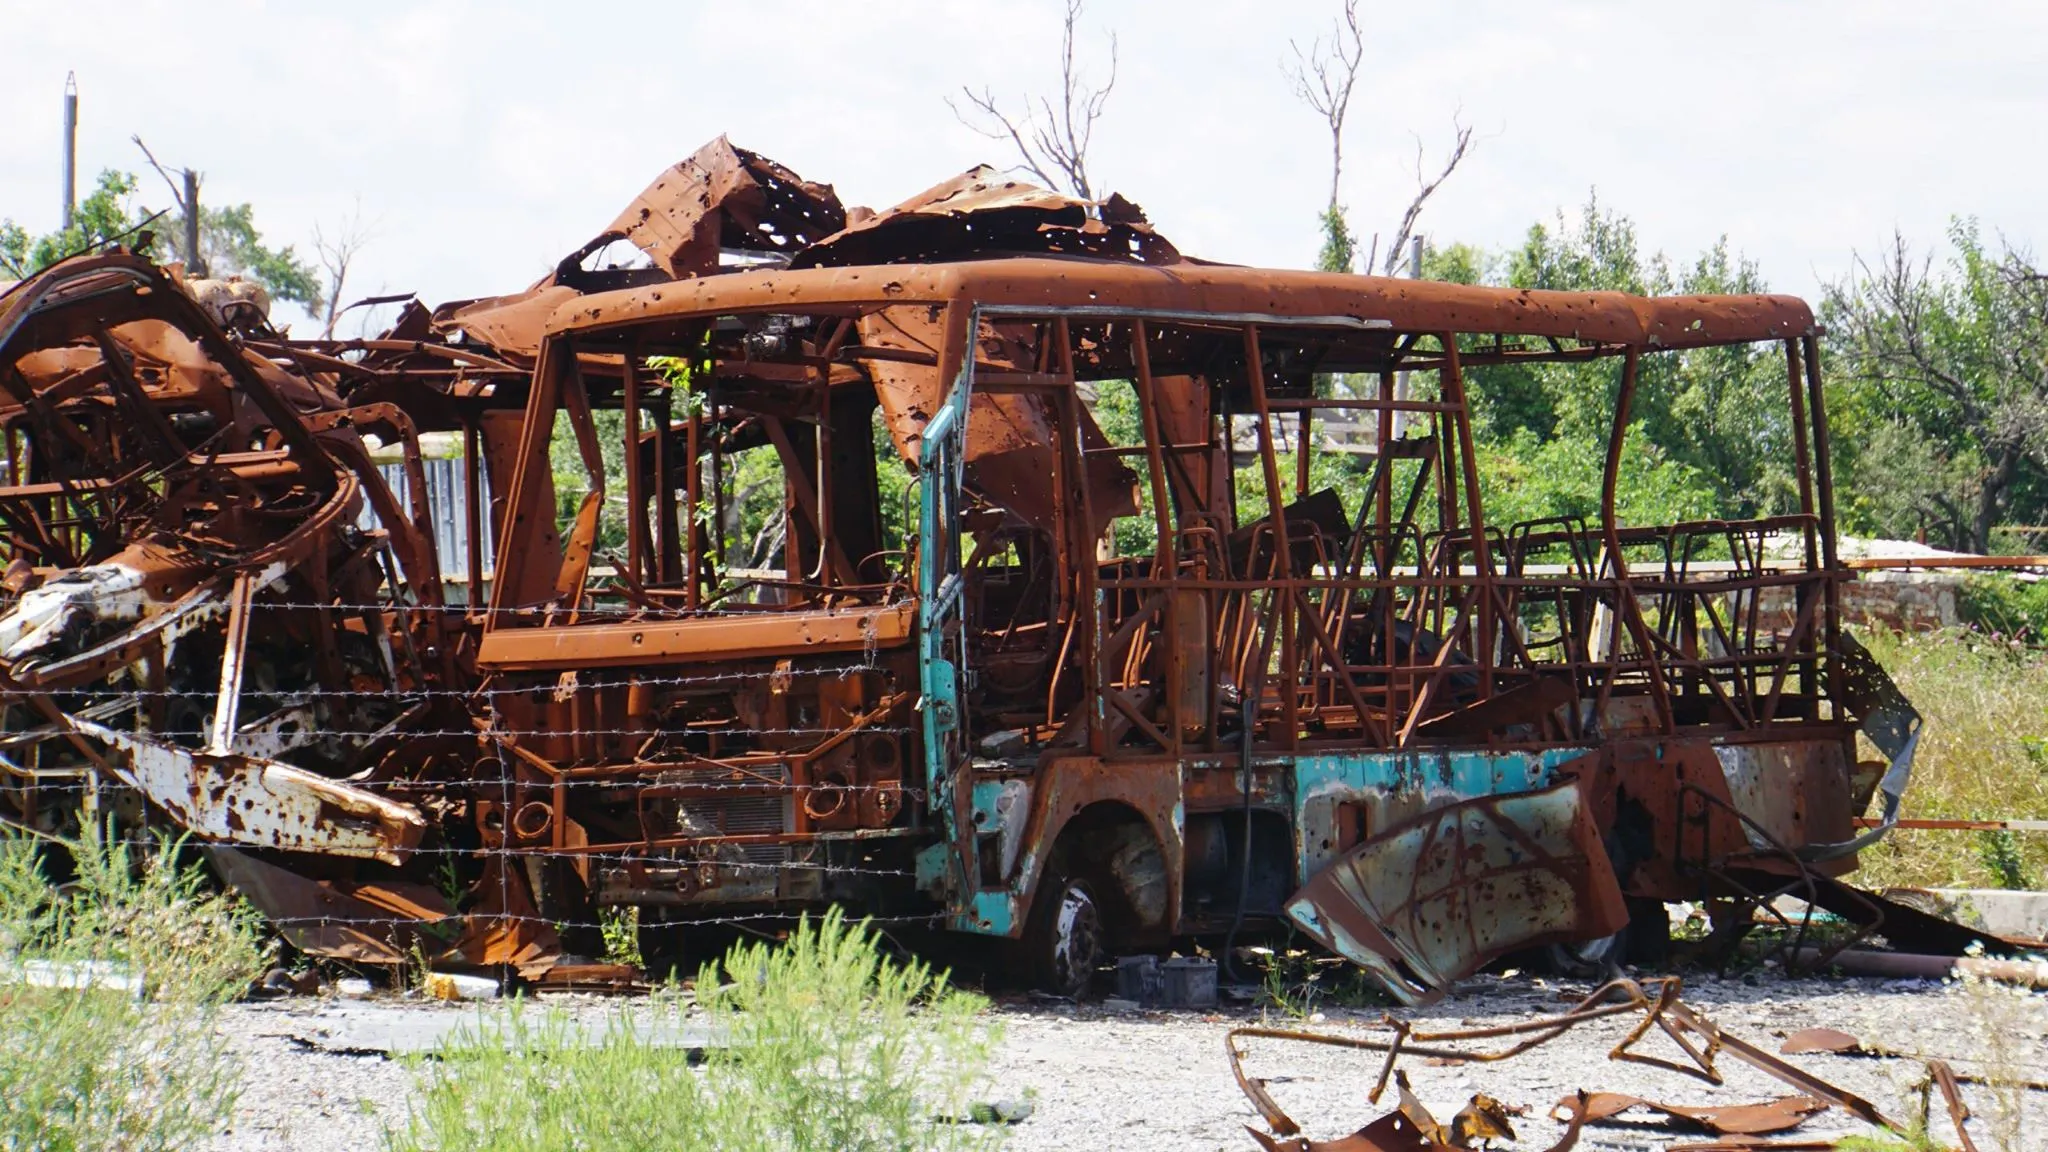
[60,74,77,232]
[1803,333,1844,715]
[1792,947,2048,989]
[1242,324,1299,746]
[622,339,646,581]
[463,420,484,611]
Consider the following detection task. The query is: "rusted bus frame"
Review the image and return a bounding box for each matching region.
[955,305,1402,756]
[486,334,574,615]
[1002,316,1835,755]
[1803,334,1844,718]
[465,690,918,863]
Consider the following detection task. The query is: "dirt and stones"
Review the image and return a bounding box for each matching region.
[207,971,2048,1152]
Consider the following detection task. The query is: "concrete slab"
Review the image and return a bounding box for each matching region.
[256,1002,719,1056]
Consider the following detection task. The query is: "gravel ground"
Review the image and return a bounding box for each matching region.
[208,970,2048,1152]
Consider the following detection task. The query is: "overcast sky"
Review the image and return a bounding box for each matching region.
[3,1,2042,332]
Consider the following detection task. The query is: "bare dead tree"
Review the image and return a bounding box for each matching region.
[948,0,1116,201]
[1284,0,1362,214]
[1831,230,2048,551]
[132,135,205,275]
[1380,116,1474,276]
[312,204,374,340]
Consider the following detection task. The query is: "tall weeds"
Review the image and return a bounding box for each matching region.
[0,824,267,1150]
[389,908,1003,1152]
[1851,628,2048,890]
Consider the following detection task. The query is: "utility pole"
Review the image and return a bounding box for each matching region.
[183,169,204,277]
[61,73,77,231]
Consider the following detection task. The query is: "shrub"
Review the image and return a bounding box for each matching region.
[0,825,268,1151]
[389,909,1003,1152]
[1956,573,2048,643]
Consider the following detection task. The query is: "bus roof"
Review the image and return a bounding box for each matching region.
[544,255,1815,351]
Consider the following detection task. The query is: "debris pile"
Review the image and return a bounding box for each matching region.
[1228,977,2016,1151]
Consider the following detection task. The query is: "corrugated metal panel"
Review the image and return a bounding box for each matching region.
[358,456,492,587]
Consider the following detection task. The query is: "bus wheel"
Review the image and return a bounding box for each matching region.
[1024,871,1103,998]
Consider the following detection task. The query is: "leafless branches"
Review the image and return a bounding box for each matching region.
[1833,229,2048,550]
[312,204,375,340]
[1282,3,1476,277]
[133,135,205,275]
[1381,117,1474,276]
[131,135,189,215]
[1284,0,1363,213]
[949,0,1116,201]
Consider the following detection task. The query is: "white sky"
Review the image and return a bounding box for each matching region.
[3,0,2043,333]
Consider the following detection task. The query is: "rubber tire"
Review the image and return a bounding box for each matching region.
[1023,872,1104,998]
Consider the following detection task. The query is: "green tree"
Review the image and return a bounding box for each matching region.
[1824,221,2048,553]
[0,169,156,278]
[180,201,321,308]
[1316,204,1357,275]
[1428,196,1794,529]
[2,168,319,314]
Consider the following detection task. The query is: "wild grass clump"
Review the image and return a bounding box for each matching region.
[1945,958,2034,1151]
[1252,943,1390,1018]
[0,824,268,1151]
[388,908,1003,1152]
[1851,627,2048,890]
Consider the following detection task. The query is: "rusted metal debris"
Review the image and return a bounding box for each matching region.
[1228,973,2044,1151]
[1565,1093,1826,1136]
[206,845,452,965]
[1781,1026,2048,1093]
[1282,776,1627,1006]
[1227,977,1906,1149]
[0,253,450,863]
[0,135,1999,1003]
[1245,1070,1583,1152]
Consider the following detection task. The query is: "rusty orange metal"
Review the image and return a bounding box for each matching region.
[1282,777,1628,1005]
[1227,977,1896,1150]
[0,137,1943,1003]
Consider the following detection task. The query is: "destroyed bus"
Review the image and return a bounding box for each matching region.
[469,253,1917,1000]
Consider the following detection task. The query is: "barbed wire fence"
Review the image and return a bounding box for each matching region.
[0,593,964,978]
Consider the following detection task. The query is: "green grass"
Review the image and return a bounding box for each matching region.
[1253,942,1393,1018]
[388,908,1004,1152]
[1850,628,2048,891]
[0,824,268,1151]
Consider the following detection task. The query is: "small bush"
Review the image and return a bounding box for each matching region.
[389,909,1003,1152]
[0,825,268,1151]
[1974,829,2035,890]
[1956,573,2048,643]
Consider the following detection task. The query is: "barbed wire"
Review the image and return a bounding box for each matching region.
[6,662,896,700]
[0,725,915,741]
[82,598,922,621]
